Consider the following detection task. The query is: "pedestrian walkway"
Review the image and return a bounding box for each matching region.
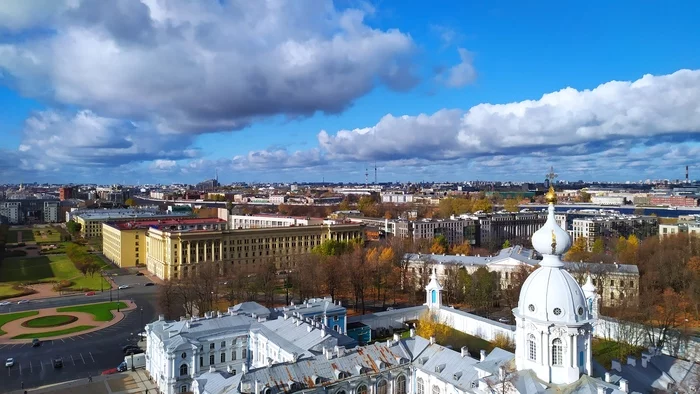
[8,369,158,394]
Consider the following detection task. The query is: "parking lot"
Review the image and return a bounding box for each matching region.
[105,269,155,288]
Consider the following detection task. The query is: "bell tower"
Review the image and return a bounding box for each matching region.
[425,270,443,310]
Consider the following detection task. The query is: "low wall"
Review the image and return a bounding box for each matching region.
[437,307,515,342]
[595,317,700,362]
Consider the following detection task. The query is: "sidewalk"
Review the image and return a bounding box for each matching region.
[8,369,158,394]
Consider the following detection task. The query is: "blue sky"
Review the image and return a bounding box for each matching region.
[1,0,699,184]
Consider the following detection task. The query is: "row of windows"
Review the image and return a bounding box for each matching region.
[526,335,568,366]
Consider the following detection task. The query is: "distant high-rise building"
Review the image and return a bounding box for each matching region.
[59,186,74,201]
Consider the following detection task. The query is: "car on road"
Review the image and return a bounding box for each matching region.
[53,356,63,368]
[122,344,140,353]
[5,358,14,367]
[117,361,128,372]
[135,272,144,276]
[0,301,10,306]
[498,317,511,324]
[85,291,96,296]
[144,282,155,286]
[32,338,41,347]
[16,299,29,304]
[125,348,144,356]
[118,285,130,290]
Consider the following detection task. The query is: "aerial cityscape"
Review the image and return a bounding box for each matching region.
[1,1,700,394]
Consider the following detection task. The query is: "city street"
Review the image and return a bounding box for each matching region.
[0,279,159,392]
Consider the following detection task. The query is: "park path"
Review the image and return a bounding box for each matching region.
[0,300,136,344]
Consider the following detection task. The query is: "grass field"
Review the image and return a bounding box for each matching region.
[0,311,39,335]
[592,338,645,369]
[0,255,110,291]
[57,302,127,321]
[0,284,27,299]
[33,229,62,244]
[12,325,95,339]
[22,315,78,328]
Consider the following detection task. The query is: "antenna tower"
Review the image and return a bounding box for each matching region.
[374,161,377,184]
[365,165,369,188]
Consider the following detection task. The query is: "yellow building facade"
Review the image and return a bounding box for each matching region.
[146,223,365,280]
[102,223,148,268]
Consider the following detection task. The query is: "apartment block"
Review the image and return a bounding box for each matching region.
[571,216,658,250]
[394,218,479,246]
[659,222,700,238]
[146,223,365,280]
[649,195,698,207]
[43,201,59,223]
[476,212,546,249]
[0,201,20,224]
[59,187,74,201]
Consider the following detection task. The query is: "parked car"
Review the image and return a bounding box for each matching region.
[144,282,155,286]
[135,272,144,276]
[32,338,41,347]
[53,356,63,368]
[85,291,96,296]
[498,317,511,324]
[0,301,11,306]
[117,362,128,372]
[122,345,140,354]
[118,285,130,290]
[5,358,14,368]
[16,300,29,304]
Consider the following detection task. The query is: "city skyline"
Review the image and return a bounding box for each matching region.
[1,0,700,184]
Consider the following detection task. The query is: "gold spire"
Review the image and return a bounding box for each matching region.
[545,185,557,204]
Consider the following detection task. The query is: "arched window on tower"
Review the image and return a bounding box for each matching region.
[551,338,563,366]
[527,334,536,361]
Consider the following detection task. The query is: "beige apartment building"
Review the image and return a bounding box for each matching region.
[146,223,365,280]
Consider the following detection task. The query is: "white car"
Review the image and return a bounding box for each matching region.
[0,301,11,306]
[5,358,14,368]
[16,300,29,304]
[118,285,130,290]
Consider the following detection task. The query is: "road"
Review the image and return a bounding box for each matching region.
[0,277,159,392]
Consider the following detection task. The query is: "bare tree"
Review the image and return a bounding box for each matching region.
[345,247,370,313]
[157,279,183,320]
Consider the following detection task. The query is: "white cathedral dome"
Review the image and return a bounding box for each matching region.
[518,265,589,324]
[516,186,589,324]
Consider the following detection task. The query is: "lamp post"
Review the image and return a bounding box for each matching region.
[140,307,143,330]
[117,287,120,312]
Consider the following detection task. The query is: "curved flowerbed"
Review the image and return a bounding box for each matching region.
[21,315,78,328]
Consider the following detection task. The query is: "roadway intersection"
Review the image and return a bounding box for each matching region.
[0,273,159,392]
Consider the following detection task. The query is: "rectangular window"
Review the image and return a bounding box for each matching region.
[232,351,236,360]
[199,356,203,367]
[221,353,226,363]
[209,354,215,365]
[221,341,225,348]
[210,343,215,350]
[242,349,247,359]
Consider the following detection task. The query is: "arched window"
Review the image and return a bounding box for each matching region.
[377,380,388,394]
[432,385,440,394]
[179,363,188,376]
[552,338,563,366]
[395,375,407,394]
[527,334,537,361]
[357,384,368,394]
[180,385,188,393]
[417,378,424,394]
[337,391,346,394]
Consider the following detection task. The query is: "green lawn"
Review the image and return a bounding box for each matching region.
[33,229,62,244]
[12,325,95,339]
[0,255,109,291]
[5,230,19,243]
[0,311,39,335]
[22,315,77,328]
[0,284,26,299]
[57,301,127,322]
[19,230,35,242]
[592,339,645,369]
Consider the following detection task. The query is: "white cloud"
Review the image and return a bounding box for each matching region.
[16,110,197,171]
[316,69,700,161]
[150,159,178,171]
[0,0,417,133]
[0,0,75,31]
[443,48,476,88]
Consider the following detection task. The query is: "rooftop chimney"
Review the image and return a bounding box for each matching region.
[158,314,165,321]
[409,328,416,338]
[619,379,629,393]
[429,336,436,345]
[597,386,606,394]
[604,372,612,383]
[209,365,216,373]
[393,333,401,342]
[480,350,486,361]
[461,346,469,358]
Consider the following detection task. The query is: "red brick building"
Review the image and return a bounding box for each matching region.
[649,195,698,207]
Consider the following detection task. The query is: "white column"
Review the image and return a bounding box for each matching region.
[195,241,200,263]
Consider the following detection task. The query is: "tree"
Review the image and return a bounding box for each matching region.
[66,220,82,235]
[472,198,493,213]
[158,280,184,320]
[451,242,471,256]
[338,199,351,211]
[469,267,498,316]
[430,235,448,254]
[503,199,520,213]
[502,240,511,249]
[415,310,451,340]
[579,191,592,203]
[124,198,136,207]
[591,238,605,254]
[501,265,533,310]
[564,237,590,262]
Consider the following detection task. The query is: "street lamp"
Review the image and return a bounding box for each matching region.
[117,287,120,312]
[140,307,143,330]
